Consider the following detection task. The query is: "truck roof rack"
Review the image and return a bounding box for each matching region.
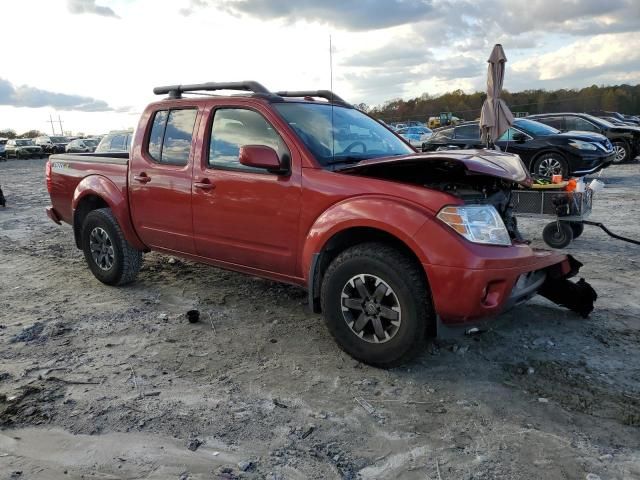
[153,82,351,106]
[153,81,276,100]
[275,90,351,107]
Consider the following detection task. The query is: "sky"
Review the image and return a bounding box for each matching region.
[1,0,639,134]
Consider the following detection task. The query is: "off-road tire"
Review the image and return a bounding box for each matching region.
[612,141,630,163]
[320,242,431,368]
[542,221,574,249]
[532,152,569,178]
[81,208,142,286]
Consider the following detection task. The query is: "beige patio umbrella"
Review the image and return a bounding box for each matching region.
[479,44,514,146]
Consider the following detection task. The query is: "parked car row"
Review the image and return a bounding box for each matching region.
[3,138,46,159]
[0,130,134,160]
[527,113,640,164]
[422,118,615,178]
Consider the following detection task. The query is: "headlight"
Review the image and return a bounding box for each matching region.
[437,205,511,246]
[569,139,597,150]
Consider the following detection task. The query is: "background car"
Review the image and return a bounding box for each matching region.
[528,112,640,163]
[66,138,98,153]
[422,118,613,178]
[0,138,7,161]
[598,116,635,126]
[5,139,44,159]
[397,126,433,148]
[94,130,133,153]
[35,136,70,154]
[589,111,640,126]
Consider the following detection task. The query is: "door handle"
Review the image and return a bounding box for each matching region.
[194,179,215,190]
[133,173,151,184]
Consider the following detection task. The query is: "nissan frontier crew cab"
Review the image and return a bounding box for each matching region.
[46,81,595,367]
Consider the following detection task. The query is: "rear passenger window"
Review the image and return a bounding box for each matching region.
[454,125,480,139]
[146,108,197,165]
[540,117,563,130]
[110,135,126,151]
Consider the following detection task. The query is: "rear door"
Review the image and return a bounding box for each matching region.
[191,104,302,276]
[129,106,200,253]
[538,116,565,131]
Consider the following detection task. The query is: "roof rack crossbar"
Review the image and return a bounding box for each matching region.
[153,81,273,99]
[275,90,351,106]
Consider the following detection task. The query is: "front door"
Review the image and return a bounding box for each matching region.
[191,106,302,276]
[129,107,200,253]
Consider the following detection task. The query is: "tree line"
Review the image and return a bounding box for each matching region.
[0,129,44,139]
[362,84,640,123]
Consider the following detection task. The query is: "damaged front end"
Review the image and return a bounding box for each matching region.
[340,149,597,319]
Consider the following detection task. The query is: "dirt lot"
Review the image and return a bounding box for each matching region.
[0,158,639,480]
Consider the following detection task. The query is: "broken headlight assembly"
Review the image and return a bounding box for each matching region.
[437,205,511,246]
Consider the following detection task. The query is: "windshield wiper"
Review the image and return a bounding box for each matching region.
[326,156,369,171]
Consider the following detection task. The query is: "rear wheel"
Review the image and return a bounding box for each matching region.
[533,153,568,178]
[570,222,584,239]
[320,242,431,368]
[542,222,574,249]
[81,208,143,285]
[612,141,629,163]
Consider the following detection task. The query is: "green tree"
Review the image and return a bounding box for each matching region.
[0,129,16,139]
[18,130,44,138]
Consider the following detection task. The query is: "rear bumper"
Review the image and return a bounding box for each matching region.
[424,249,571,324]
[46,206,62,225]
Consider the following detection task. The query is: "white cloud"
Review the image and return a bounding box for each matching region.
[67,0,119,18]
[512,32,640,82]
[0,0,638,132]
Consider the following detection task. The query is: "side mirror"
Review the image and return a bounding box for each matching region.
[239,145,287,174]
[512,132,526,143]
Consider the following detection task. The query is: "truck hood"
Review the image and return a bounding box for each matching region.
[338,149,532,186]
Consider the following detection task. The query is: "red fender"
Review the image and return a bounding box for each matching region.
[72,175,146,251]
[301,196,432,283]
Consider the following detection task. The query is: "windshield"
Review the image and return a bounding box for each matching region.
[50,136,68,143]
[514,119,559,136]
[84,139,98,146]
[581,114,614,128]
[274,103,413,166]
[15,139,34,146]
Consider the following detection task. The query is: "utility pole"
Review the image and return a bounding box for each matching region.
[48,114,56,135]
[58,116,64,136]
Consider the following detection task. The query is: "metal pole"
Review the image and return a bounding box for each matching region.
[48,114,56,135]
[58,116,64,136]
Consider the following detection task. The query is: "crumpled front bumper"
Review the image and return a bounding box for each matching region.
[424,250,593,324]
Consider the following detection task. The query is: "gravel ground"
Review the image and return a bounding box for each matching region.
[0,158,639,480]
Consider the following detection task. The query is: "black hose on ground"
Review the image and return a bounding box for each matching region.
[580,221,640,246]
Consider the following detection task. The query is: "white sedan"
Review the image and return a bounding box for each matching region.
[396,126,433,148]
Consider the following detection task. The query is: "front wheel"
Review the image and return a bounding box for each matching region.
[533,153,568,178]
[320,242,432,368]
[81,208,143,285]
[612,141,630,163]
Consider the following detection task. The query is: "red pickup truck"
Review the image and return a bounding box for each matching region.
[46,81,594,367]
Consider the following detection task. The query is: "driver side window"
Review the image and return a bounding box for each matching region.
[566,117,599,132]
[209,108,289,172]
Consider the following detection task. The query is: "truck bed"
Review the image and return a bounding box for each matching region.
[48,152,130,225]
